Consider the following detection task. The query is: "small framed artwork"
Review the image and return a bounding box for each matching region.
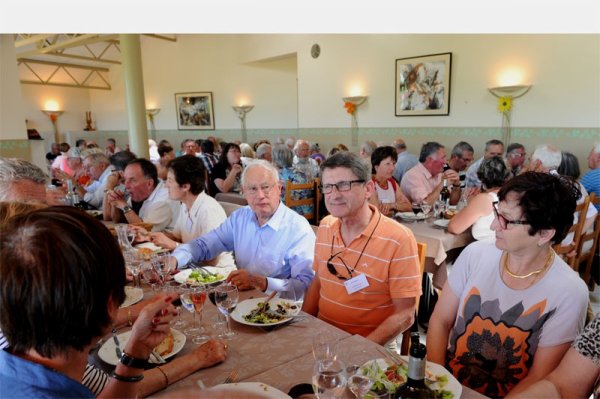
[175,92,215,130]
[395,52,452,116]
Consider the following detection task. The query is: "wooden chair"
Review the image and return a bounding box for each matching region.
[576,193,599,289]
[285,179,318,223]
[215,192,248,206]
[553,195,591,270]
[400,242,427,355]
[218,200,244,217]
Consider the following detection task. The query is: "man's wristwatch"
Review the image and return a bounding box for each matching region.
[121,205,133,214]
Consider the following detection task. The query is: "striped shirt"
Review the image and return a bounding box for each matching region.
[581,168,600,211]
[314,205,422,337]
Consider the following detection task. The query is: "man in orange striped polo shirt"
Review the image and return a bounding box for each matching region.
[303,152,422,345]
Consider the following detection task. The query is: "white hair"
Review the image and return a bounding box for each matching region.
[0,157,48,201]
[241,159,279,186]
[531,144,562,170]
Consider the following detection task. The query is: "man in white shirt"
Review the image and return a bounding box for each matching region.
[105,158,177,231]
[82,153,114,209]
[293,139,319,180]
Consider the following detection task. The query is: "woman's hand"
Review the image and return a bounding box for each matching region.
[230,163,243,176]
[189,339,228,368]
[124,294,178,359]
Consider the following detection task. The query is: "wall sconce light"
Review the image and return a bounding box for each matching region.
[146,108,161,130]
[41,110,64,143]
[488,85,532,144]
[342,96,367,146]
[232,105,254,143]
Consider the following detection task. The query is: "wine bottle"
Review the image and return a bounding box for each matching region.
[439,179,450,205]
[393,332,435,399]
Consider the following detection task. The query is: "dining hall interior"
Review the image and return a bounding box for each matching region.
[1,6,600,396]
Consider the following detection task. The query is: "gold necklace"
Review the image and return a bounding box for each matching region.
[503,250,554,279]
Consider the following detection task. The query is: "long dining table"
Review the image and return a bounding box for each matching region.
[97,282,487,398]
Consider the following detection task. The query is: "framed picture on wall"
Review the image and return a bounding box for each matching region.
[175,92,215,130]
[395,52,452,116]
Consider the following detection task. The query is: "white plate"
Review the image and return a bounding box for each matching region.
[360,358,461,399]
[206,382,290,398]
[98,329,186,366]
[231,297,301,327]
[395,212,428,221]
[135,242,166,253]
[173,267,229,286]
[120,286,144,308]
[433,219,450,228]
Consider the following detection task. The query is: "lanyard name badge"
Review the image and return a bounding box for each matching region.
[344,273,369,295]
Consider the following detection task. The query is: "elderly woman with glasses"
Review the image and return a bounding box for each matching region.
[428,172,588,398]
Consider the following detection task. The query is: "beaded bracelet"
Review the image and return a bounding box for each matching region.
[110,372,144,382]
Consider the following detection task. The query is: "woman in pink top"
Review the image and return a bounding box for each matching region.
[369,146,411,216]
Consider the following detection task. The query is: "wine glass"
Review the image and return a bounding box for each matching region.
[312,334,339,362]
[420,202,432,218]
[166,282,187,329]
[215,284,239,339]
[124,249,142,288]
[180,287,201,339]
[312,359,347,399]
[152,254,174,288]
[411,202,421,216]
[434,200,445,219]
[115,223,133,250]
[189,286,210,344]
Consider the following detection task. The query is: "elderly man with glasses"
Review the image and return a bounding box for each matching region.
[170,160,315,300]
[302,152,422,345]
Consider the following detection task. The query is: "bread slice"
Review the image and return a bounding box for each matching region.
[154,329,174,357]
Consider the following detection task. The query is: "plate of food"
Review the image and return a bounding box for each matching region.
[358,357,460,399]
[395,212,428,221]
[173,267,228,286]
[120,286,144,308]
[433,219,450,229]
[205,382,290,398]
[98,328,185,366]
[231,297,301,327]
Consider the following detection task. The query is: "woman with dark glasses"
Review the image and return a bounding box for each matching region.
[428,172,588,398]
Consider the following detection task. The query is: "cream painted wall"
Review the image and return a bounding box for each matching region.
[13,34,600,165]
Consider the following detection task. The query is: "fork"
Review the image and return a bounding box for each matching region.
[222,369,239,384]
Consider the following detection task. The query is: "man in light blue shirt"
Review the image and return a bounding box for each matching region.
[392,138,418,183]
[581,143,600,211]
[171,160,315,299]
[465,139,504,189]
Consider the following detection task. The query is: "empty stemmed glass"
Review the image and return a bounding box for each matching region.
[347,364,375,399]
[420,202,432,218]
[312,333,339,362]
[123,249,142,288]
[166,282,187,329]
[214,284,239,339]
[152,254,174,288]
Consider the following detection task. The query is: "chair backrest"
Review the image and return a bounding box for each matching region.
[218,200,244,217]
[400,242,427,355]
[577,193,599,288]
[215,192,248,206]
[285,179,317,222]
[553,194,591,270]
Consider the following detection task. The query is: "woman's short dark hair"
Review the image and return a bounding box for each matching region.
[498,172,580,244]
[158,144,174,158]
[168,155,206,195]
[557,152,581,179]
[217,143,241,167]
[0,206,126,357]
[477,156,509,189]
[109,150,137,171]
[371,146,398,174]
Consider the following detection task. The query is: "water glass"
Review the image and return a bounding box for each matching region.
[312,359,347,399]
[347,373,375,399]
[434,200,446,219]
[152,254,174,287]
[124,249,142,287]
[215,284,239,339]
[115,223,133,250]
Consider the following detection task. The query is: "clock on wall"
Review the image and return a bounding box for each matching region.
[311,44,321,59]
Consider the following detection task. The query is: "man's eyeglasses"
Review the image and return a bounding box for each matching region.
[320,180,365,194]
[243,182,276,196]
[492,201,529,230]
[509,152,526,158]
